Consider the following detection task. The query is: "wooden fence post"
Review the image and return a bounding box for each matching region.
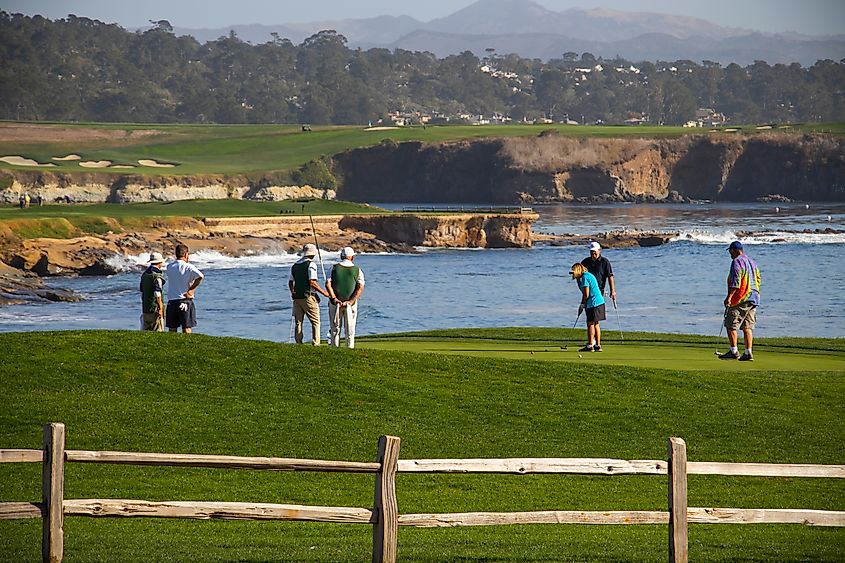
[668,437,688,563]
[42,423,65,563]
[373,435,401,563]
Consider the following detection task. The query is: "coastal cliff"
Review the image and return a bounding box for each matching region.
[1,133,842,205]
[333,134,845,203]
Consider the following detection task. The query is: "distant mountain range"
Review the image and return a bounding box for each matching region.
[168,0,845,66]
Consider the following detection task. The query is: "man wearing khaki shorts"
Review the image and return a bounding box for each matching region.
[719,241,761,361]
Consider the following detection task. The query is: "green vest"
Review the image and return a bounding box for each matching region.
[291,259,313,299]
[140,268,165,313]
[331,264,360,300]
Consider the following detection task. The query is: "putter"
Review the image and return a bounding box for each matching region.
[714,306,728,356]
[612,298,623,342]
[572,309,582,329]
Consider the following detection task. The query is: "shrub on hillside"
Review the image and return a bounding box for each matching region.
[294,156,338,190]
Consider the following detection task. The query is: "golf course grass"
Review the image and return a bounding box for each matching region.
[3,121,843,176]
[0,329,842,561]
[0,199,389,240]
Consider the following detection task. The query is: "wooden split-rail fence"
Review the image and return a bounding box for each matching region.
[1,423,843,563]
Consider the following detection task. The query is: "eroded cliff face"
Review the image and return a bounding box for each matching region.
[334,134,845,203]
[340,213,535,248]
[0,171,330,203]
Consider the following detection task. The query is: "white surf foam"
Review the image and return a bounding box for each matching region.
[671,229,845,245]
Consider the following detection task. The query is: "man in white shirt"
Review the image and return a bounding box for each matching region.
[166,244,204,333]
[326,246,365,349]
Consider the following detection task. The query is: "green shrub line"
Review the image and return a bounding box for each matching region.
[0,329,842,561]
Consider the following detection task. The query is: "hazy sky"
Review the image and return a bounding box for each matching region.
[4,0,844,36]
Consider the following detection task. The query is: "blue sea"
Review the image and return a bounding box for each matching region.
[2,203,844,340]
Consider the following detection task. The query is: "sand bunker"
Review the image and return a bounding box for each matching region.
[364,126,400,131]
[52,154,81,161]
[79,160,112,168]
[138,159,176,168]
[0,155,55,167]
[110,165,135,169]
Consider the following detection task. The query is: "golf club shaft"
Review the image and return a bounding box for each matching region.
[612,298,623,341]
[308,215,328,282]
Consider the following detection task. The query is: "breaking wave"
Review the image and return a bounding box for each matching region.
[671,229,845,245]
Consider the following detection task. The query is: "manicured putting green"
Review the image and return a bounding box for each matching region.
[361,336,844,371]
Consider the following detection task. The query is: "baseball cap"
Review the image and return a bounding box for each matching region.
[728,241,743,252]
[340,246,355,259]
[301,243,318,256]
[588,241,601,252]
[148,252,164,264]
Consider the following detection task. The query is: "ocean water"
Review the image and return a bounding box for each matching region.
[1,203,844,340]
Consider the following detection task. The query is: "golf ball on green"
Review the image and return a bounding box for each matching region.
[578,354,582,358]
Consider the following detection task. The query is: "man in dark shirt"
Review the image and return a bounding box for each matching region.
[581,242,616,304]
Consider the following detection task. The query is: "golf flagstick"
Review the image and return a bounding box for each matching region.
[612,297,623,342]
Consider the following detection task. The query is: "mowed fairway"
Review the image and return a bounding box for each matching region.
[0,329,842,562]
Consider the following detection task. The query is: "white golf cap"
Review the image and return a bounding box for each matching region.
[340,246,355,259]
[588,241,601,251]
[148,252,164,264]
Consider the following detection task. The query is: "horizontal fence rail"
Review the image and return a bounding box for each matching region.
[63,500,375,524]
[1,424,843,563]
[398,458,667,474]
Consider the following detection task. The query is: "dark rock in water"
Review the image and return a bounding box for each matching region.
[79,259,120,276]
[0,262,82,306]
[36,288,83,302]
[637,236,670,247]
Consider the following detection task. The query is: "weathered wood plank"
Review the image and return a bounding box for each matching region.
[0,449,42,463]
[65,450,380,473]
[668,437,688,563]
[397,458,667,475]
[0,502,43,519]
[688,507,845,526]
[398,511,669,527]
[373,435,401,563]
[63,499,375,523]
[688,462,845,478]
[42,423,65,563]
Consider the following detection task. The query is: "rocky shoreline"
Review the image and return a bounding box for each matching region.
[2,222,840,306]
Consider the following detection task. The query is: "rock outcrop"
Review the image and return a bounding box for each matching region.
[1,212,538,280]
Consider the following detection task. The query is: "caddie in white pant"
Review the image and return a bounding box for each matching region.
[326,246,365,348]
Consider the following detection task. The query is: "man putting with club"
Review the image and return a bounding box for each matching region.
[570,263,606,352]
[719,240,761,361]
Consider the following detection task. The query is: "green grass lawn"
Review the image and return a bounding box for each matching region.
[3,121,843,176]
[0,198,385,221]
[0,199,389,239]
[0,329,842,561]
